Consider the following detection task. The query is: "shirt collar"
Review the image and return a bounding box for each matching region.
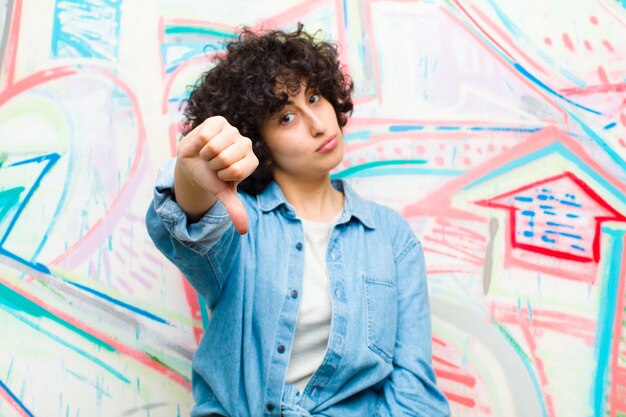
[256,179,376,229]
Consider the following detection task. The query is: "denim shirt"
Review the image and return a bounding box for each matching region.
[146,159,450,417]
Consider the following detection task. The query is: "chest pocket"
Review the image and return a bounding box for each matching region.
[363,275,398,362]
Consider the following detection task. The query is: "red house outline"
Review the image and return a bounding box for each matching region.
[475,171,626,264]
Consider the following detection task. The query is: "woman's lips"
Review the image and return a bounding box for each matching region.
[316,135,338,152]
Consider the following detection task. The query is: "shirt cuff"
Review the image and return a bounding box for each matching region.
[152,158,232,243]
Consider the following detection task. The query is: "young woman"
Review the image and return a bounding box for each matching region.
[146,25,450,417]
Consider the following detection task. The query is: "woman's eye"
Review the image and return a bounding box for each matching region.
[309,94,320,104]
[281,113,295,124]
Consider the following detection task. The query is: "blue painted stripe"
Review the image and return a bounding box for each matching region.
[592,227,624,416]
[63,280,170,325]
[514,63,602,115]
[515,196,533,202]
[0,154,60,247]
[0,378,35,416]
[389,125,424,132]
[604,122,617,130]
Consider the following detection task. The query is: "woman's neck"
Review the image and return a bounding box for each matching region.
[274,172,344,222]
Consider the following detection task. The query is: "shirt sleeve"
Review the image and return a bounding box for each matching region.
[375,225,450,416]
[144,158,240,308]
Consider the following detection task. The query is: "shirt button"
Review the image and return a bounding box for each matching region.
[295,242,303,250]
[291,290,299,298]
[266,403,275,411]
[277,345,286,353]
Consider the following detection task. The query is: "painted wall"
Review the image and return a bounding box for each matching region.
[1,0,625,416]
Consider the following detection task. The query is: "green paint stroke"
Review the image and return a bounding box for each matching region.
[0,283,114,352]
[332,159,428,178]
[0,187,24,223]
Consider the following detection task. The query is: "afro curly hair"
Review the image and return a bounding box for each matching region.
[182,23,354,195]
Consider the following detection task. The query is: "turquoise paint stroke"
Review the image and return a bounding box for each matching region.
[0,187,24,223]
[332,159,427,178]
[592,226,624,416]
[0,282,114,352]
[164,26,236,38]
[570,113,626,172]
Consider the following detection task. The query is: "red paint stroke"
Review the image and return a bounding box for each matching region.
[162,52,224,115]
[609,242,626,417]
[1,0,23,87]
[169,122,179,158]
[560,82,626,96]
[441,6,568,123]
[433,355,459,369]
[435,368,476,388]
[158,17,166,79]
[0,66,78,105]
[0,276,190,388]
[475,171,626,263]
[603,39,615,53]
[519,322,557,417]
[362,0,383,103]
[181,272,204,345]
[443,390,476,408]
[544,37,552,46]
[50,70,148,268]
[584,40,593,51]
[491,303,596,344]
[598,66,610,85]
[590,16,599,25]
[562,33,574,52]
[432,336,447,347]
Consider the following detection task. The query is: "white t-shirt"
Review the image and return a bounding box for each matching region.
[284,217,336,392]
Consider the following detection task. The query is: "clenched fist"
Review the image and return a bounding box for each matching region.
[174,116,259,234]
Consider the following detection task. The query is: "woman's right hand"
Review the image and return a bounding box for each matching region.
[174,116,259,234]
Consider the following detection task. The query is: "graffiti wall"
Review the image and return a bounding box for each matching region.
[0,0,625,416]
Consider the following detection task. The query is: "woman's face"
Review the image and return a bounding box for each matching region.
[259,83,343,182]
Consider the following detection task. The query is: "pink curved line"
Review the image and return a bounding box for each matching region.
[49,69,147,269]
[162,52,224,114]
[0,66,78,105]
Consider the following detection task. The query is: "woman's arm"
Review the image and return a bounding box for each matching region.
[146,158,244,309]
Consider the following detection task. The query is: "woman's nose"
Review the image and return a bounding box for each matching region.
[306,111,326,137]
